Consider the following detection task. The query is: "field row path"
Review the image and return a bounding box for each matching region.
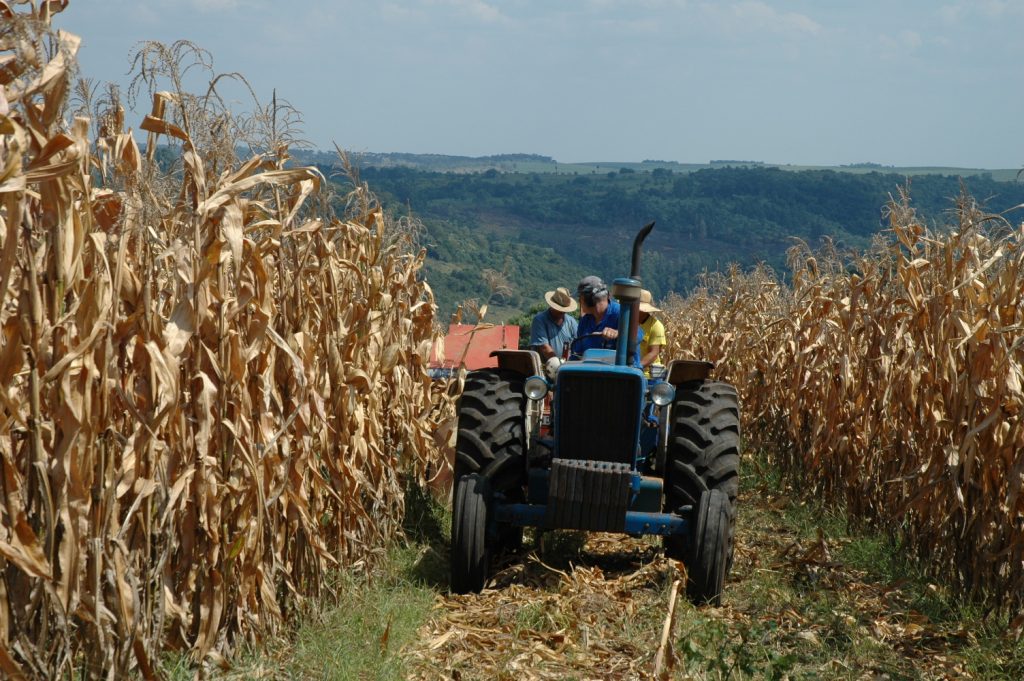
[402,476,989,680]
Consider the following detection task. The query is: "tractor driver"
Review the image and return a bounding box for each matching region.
[574,275,642,365]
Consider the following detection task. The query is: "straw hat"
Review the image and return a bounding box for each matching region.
[639,289,661,313]
[544,286,578,313]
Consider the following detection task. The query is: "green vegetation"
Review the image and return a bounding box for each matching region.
[283,554,436,679]
[162,486,452,680]
[327,163,1024,318]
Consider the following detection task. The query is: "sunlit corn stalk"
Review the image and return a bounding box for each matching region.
[663,189,1024,614]
[0,5,454,678]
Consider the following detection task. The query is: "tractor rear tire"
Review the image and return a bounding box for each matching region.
[663,380,740,567]
[451,474,492,594]
[454,369,526,552]
[686,489,730,606]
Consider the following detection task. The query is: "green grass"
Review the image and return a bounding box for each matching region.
[197,545,438,681]
[161,485,451,680]
[838,532,1024,679]
[660,456,1024,680]
[283,489,451,680]
[284,546,439,680]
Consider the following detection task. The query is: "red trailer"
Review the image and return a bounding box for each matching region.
[429,324,520,376]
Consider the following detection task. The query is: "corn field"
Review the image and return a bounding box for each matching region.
[1,5,452,678]
[662,190,1024,616]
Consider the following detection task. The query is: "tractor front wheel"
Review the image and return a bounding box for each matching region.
[686,489,730,605]
[454,369,526,486]
[455,369,527,553]
[451,473,492,594]
[662,380,740,567]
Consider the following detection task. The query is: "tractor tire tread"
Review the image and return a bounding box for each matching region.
[663,379,741,572]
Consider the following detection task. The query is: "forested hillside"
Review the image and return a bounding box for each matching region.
[328,165,1024,319]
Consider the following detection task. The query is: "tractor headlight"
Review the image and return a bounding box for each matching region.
[525,375,549,401]
[650,381,675,407]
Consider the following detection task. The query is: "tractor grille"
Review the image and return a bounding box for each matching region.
[555,372,643,465]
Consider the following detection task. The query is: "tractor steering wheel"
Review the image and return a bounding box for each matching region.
[569,332,611,359]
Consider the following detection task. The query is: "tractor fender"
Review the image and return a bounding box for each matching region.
[664,359,714,386]
[491,349,543,378]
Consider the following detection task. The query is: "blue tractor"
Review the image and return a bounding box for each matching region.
[450,222,740,604]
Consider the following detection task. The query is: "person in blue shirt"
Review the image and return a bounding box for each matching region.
[573,275,642,365]
[529,286,579,362]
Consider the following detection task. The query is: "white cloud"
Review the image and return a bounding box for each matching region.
[595,17,661,34]
[902,29,923,49]
[977,0,1024,16]
[940,0,1024,23]
[426,0,511,25]
[732,1,821,34]
[588,0,690,7]
[878,29,924,56]
[938,4,964,24]
[381,2,426,22]
[700,1,821,37]
[188,0,243,11]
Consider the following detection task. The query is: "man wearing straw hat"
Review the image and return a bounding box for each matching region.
[529,286,579,363]
[638,289,667,377]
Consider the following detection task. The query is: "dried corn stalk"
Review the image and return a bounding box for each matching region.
[0,4,453,678]
[663,190,1024,614]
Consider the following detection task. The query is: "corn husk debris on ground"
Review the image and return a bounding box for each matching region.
[404,490,998,680]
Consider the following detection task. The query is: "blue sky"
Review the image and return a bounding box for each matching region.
[59,0,1024,167]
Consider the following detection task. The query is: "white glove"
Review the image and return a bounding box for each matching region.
[544,356,563,380]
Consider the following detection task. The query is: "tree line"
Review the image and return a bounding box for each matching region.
[328,165,1024,318]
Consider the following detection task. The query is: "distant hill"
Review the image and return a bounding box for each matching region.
[320,163,1024,321]
[319,163,1024,321]
[293,149,558,173]
[300,149,1021,182]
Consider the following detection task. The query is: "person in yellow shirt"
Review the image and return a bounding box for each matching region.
[638,289,666,377]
